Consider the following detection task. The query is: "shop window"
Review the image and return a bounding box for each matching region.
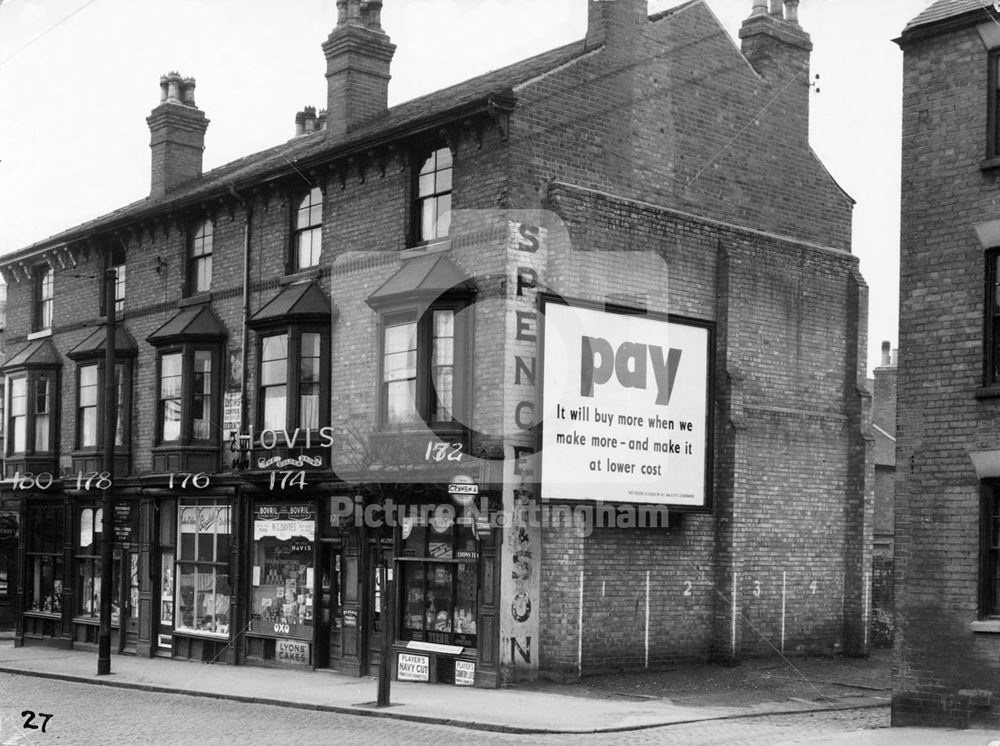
[75,504,120,624]
[158,499,177,647]
[176,501,231,637]
[249,504,315,640]
[258,329,327,433]
[188,218,213,295]
[292,186,323,271]
[33,264,53,332]
[381,304,466,427]
[25,504,64,615]
[76,362,129,449]
[156,347,218,444]
[5,371,58,457]
[413,147,452,244]
[398,506,478,647]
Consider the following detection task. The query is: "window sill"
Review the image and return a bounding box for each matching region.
[971,619,1000,633]
[178,292,211,308]
[975,386,1000,399]
[401,238,451,258]
[281,267,321,285]
[982,156,1000,171]
[24,611,61,619]
[172,628,229,640]
[26,329,52,340]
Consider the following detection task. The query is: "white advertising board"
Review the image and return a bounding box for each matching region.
[397,653,430,682]
[540,301,711,507]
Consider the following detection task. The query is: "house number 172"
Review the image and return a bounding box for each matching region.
[424,442,463,462]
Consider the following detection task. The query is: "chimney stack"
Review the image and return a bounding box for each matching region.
[586,0,649,51]
[322,0,396,139]
[738,1,811,140]
[147,72,209,197]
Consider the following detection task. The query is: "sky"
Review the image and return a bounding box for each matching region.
[0,0,930,372]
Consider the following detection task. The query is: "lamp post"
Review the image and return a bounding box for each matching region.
[97,267,117,676]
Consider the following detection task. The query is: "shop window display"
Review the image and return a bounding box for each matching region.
[250,505,315,639]
[76,506,120,623]
[25,504,64,614]
[399,507,478,647]
[176,502,231,636]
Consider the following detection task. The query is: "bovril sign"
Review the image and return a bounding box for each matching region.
[276,639,309,665]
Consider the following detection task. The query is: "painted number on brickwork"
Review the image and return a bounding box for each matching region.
[425,441,463,462]
[753,580,762,597]
[268,470,306,491]
[168,472,210,490]
[810,580,819,595]
[21,711,53,734]
[682,580,692,596]
[10,472,54,490]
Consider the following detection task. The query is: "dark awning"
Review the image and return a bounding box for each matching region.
[249,281,333,329]
[67,325,138,360]
[366,252,474,310]
[1,337,61,371]
[147,303,227,345]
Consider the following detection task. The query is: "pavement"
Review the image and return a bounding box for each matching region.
[0,631,997,743]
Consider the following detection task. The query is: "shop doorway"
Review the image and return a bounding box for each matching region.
[122,548,140,654]
[315,541,343,668]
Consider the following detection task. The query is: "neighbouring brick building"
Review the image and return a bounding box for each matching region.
[870,341,896,648]
[895,0,1000,729]
[1,0,870,688]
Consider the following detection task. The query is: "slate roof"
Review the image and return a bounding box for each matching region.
[67,325,139,359]
[366,252,474,308]
[249,281,333,327]
[4,39,588,264]
[147,303,227,344]
[1,338,61,370]
[903,0,993,32]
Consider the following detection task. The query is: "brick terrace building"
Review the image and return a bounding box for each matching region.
[1,0,870,687]
[895,0,1000,729]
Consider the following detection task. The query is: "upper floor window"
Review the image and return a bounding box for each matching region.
[292,187,323,271]
[189,219,213,295]
[33,265,53,331]
[102,246,126,316]
[6,371,56,455]
[77,362,127,449]
[157,347,217,444]
[986,249,1000,385]
[414,147,452,244]
[259,329,326,433]
[381,303,464,427]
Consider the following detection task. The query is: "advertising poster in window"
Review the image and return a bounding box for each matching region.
[250,504,315,640]
[540,300,712,508]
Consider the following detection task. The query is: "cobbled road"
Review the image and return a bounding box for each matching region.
[0,673,888,745]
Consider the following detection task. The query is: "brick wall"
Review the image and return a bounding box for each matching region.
[895,18,1000,729]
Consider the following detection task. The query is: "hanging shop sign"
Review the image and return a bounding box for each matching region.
[0,513,19,543]
[398,653,430,682]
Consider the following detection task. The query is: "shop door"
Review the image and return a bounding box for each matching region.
[366,542,392,676]
[315,542,342,668]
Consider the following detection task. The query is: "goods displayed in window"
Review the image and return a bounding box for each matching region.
[176,503,231,637]
[25,504,63,614]
[250,504,315,639]
[399,507,478,647]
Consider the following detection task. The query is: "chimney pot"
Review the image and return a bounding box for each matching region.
[362,0,383,29]
[295,110,306,137]
[181,77,197,106]
[784,0,799,24]
[769,0,783,17]
[881,340,891,367]
[751,0,767,15]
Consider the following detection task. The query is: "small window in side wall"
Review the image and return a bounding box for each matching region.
[982,483,1000,618]
[189,219,213,295]
[990,51,1000,160]
[380,302,464,427]
[414,147,452,244]
[292,187,323,271]
[33,265,53,331]
[986,249,1000,385]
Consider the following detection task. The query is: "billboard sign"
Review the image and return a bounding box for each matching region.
[540,299,712,508]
